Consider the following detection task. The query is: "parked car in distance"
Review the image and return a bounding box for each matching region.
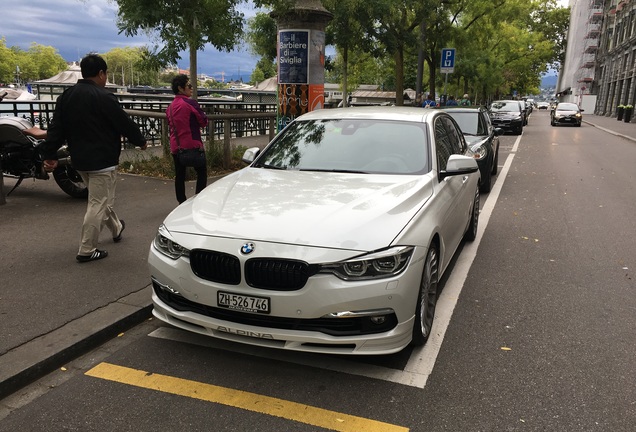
[148,106,481,355]
[551,102,583,127]
[488,100,525,135]
[439,106,502,192]
[537,101,550,110]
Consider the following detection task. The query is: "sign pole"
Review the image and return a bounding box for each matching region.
[440,48,455,105]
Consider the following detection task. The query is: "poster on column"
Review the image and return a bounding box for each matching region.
[279,30,309,84]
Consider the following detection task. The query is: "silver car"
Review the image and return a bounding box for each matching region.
[148,107,480,355]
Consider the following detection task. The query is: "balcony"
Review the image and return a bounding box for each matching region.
[585,45,598,53]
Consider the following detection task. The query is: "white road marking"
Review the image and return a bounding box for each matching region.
[149,137,521,388]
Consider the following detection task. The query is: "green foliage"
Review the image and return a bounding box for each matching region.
[114,0,245,70]
[119,142,249,179]
[246,12,278,61]
[102,46,160,86]
[0,38,66,83]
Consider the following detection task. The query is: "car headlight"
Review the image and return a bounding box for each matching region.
[575,113,582,118]
[320,246,413,280]
[153,224,190,260]
[471,144,487,160]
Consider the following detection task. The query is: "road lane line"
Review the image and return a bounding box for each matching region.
[85,362,409,432]
[403,135,520,386]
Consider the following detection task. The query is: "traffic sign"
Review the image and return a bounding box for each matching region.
[441,48,455,74]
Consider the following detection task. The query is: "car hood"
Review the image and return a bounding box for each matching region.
[164,168,435,251]
[555,109,578,115]
[464,135,489,146]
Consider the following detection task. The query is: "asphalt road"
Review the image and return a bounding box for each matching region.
[1,113,635,430]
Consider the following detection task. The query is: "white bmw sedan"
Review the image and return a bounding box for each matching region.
[149,106,481,355]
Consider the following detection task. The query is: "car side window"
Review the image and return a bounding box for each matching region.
[434,117,453,171]
[441,117,465,154]
[478,112,490,135]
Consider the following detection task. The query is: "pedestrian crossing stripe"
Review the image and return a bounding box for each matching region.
[85,362,409,432]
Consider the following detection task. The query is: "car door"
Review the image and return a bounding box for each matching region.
[434,115,472,260]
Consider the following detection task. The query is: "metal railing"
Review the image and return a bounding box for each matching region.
[0,98,278,148]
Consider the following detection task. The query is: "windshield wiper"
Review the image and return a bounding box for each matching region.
[258,163,286,170]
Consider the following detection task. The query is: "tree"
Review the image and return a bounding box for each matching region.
[0,39,67,84]
[114,0,246,99]
[102,46,160,86]
[322,0,370,106]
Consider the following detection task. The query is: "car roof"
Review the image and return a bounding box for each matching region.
[294,106,439,122]
[437,106,487,113]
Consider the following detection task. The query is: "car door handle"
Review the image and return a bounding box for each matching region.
[462,175,469,183]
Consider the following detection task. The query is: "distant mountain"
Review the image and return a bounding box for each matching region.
[541,75,557,88]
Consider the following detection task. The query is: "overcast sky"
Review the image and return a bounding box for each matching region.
[1,0,261,82]
[3,0,570,82]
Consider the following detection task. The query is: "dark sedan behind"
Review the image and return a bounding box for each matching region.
[488,100,524,135]
[441,106,502,192]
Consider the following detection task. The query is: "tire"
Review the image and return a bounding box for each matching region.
[53,165,88,199]
[480,168,492,193]
[491,145,499,176]
[411,245,439,346]
[464,185,480,242]
[516,125,523,135]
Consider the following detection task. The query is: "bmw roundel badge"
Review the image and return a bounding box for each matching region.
[241,242,255,255]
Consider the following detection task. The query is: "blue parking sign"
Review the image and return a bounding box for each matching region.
[441,48,455,74]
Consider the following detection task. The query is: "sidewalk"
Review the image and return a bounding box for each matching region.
[0,134,271,401]
[0,117,633,402]
[582,113,636,142]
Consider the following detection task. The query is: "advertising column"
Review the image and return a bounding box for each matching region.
[272,1,332,131]
[277,29,326,130]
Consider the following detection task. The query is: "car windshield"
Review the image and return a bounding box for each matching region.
[557,103,579,111]
[254,119,430,175]
[490,101,520,112]
[445,112,483,135]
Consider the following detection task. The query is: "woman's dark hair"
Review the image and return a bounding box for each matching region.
[171,74,189,94]
[80,54,108,79]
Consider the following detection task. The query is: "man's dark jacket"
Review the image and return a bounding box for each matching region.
[41,79,145,171]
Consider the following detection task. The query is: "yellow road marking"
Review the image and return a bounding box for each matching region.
[86,362,409,432]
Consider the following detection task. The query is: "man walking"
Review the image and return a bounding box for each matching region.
[41,54,147,263]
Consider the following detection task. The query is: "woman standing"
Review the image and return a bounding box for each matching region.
[166,74,208,204]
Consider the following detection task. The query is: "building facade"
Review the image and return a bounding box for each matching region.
[559,0,636,119]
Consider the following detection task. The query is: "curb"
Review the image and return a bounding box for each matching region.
[0,287,153,400]
[584,120,636,143]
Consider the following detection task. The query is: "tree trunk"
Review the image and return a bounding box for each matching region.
[395,47,404,106]
[342,45,349,107]
[189,42,198,101]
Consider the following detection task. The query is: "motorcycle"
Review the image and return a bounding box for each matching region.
[0,116,87,198]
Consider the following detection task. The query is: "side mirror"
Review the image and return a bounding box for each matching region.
[242,147,260,164]
[439,154,479,180]
[493,127,504,136]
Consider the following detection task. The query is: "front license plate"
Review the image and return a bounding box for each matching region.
[217,291,270,314]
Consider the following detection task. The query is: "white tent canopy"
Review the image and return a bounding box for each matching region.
[33,65,83,84]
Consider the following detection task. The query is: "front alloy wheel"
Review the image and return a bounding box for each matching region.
[411,245,439,346]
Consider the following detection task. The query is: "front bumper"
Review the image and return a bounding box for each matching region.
[491,118,522,132]
[148,240,426,355]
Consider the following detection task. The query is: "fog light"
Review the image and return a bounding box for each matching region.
[370,316,386,325]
